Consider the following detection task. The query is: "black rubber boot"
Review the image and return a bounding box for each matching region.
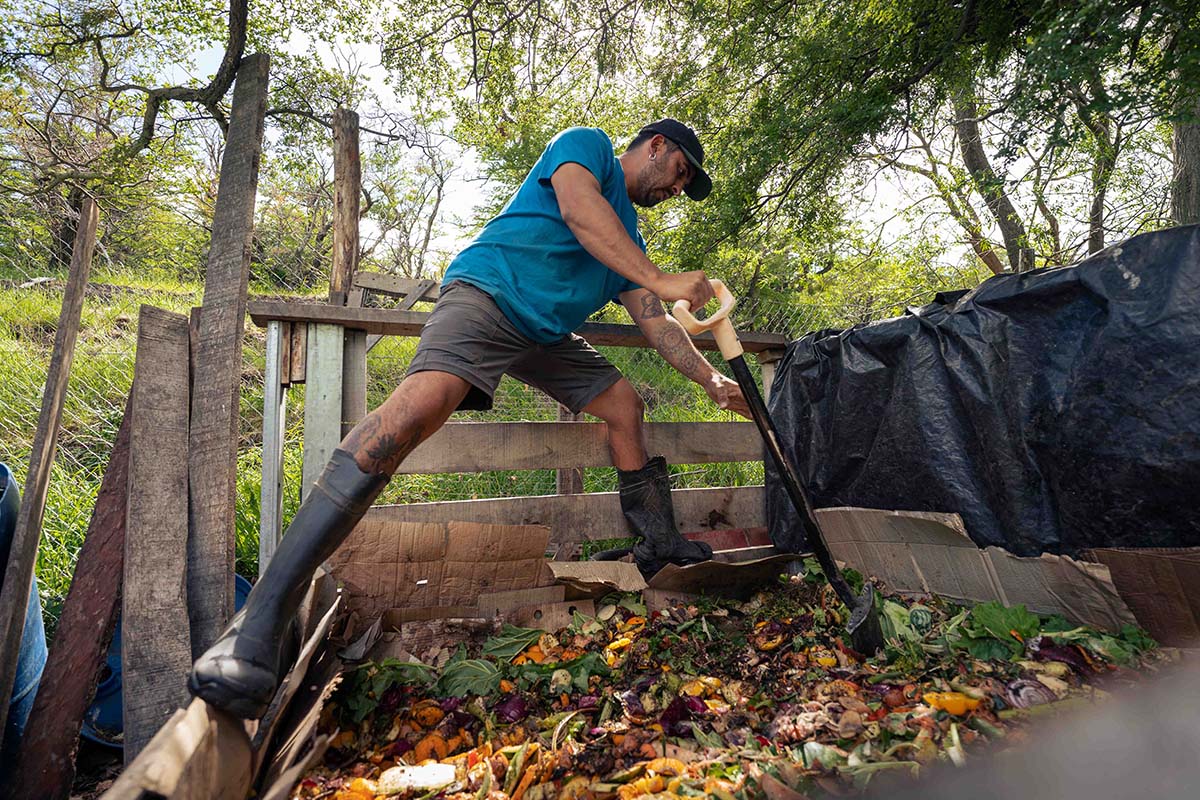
[188,448,388,718]
[618,456,713,578]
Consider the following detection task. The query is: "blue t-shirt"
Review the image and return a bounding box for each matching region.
[442,127,644,343]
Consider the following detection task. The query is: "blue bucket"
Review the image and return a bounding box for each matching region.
[80,573,252,748]
[1,463,48,774]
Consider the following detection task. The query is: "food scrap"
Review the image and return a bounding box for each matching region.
[293,563,1171,799]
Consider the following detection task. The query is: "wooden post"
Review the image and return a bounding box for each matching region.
[0,196,98,739]
[260,321,288,572]
[301,324,344,499]
[9,396,132,800]
[187,53,269,657]
[330,107,360,305]
[342,329,368,438]
[555,405,585,495]
[289,322,307,384]
[123,306,194,764]
[758,348,786,404]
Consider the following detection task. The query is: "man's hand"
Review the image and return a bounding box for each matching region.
[649,270,715,311]
[704,373,751,419]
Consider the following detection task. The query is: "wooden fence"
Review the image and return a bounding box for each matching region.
[249,272,789,568]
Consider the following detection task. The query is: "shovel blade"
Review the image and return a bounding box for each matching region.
[847,583,885,655]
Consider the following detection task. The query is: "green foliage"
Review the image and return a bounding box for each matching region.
[342,658,436,723]
[509,652,610,696]
[438,658,504,697]
[951,602,1043,660]
[482,625,546,663]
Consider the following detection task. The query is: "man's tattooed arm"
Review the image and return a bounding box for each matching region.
[652,323,712,383]
[622,287,715,384]
[639,292,667,320]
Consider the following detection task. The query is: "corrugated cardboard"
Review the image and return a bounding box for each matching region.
[327,520,555,621]
[512,600,596,631]
[375,613,497,660]
[647,554,800,595]
[547,561,647,597]
[817,507,1136,632]
[1086,548,1200,646]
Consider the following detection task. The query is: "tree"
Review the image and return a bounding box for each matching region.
[382,0,1199,278]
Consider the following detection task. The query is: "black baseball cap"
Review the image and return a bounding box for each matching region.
[639,118,713,201]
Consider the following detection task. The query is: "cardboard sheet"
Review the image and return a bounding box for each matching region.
[817,507,1136,632]
[547,561,647,597]
[646,554,800,595]
[1086,548,1200,646]
[327,520,555,621]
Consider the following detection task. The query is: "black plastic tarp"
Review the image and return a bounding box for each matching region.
[765,224,1200,556]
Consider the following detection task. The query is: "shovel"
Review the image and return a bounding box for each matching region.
[672,280,884,655]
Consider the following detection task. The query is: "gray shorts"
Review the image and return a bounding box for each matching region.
[407,280,623,413]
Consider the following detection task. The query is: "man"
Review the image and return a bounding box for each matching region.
[189,118,750,718]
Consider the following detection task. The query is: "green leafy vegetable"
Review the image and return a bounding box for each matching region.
[881,600,919,642]
[952,602,1041,660]
[482,624,544,662]
[970,602,1041,642]
[438,659,503,697]
[511,651,610,694]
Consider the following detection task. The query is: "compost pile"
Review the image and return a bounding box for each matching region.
[294,567,1170,800]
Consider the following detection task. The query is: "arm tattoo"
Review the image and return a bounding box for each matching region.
[639,293,667,320]
[654,324,706,380]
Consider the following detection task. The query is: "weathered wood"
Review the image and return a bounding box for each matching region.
[187,53,270,656]
[247,301,790,353]
[260,321,288,572]
[397,421,762,474]
[352,271,441,302]
[301,324,344,499]
[288,321,307,384]
[342,329,368,438]
[124,306,194,763]
[555,407,585,494]
[9,396,132,800]
[250,594,340,783]
[99,699,252,800]
[363,485,765,543]
[0,196,99,739]
[758,347,786,404]
[330,108,360,303]
[355,273,439,352]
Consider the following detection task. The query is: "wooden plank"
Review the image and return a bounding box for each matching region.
[555,407,585,493]
[0,196,99,739]
[361,274,435,352]
[362,485,765,543]
[187,53,270,656]
[98,699,252,800]
[397,421,762,474]
[9,398,130,799]
[342,329,367,438]
[352,271,441,302]
[397,278,437,310]
[289,321,307,384]
[757,347,786,404]
[247,300,790,353]
[250,594,340,782]
[123,306,194,763]
[301,324,344,499]
[330,108,360,304]
[260,321,288,572]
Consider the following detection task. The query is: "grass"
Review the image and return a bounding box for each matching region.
[0,273,768,640]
